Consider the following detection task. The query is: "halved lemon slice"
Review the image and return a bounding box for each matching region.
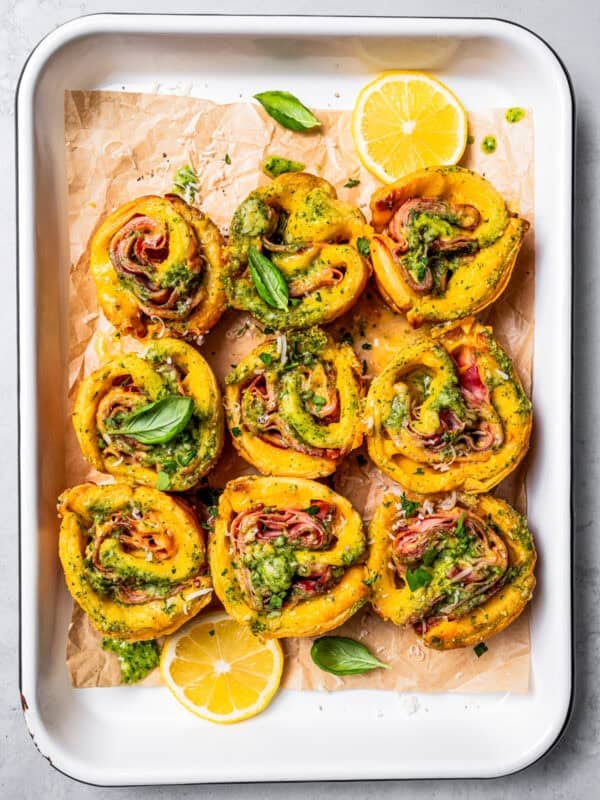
[160,611,284,724]
[352,71,468,182]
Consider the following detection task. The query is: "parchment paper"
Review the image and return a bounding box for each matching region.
[64,90,534,692]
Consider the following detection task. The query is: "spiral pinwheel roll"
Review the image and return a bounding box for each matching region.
[209,476,369,637]
[225,328,364,478]
[58,483,213,640]
[366,491,536,649]
[90,195,226,339]
[366,318,531,494]
[225,173,372,329]
[73,338,224,492]
[369,166,529,326]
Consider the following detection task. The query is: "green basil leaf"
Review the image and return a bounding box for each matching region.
[248,246,289,310]
[254,91,321,132]
[474,642,488,658]
[356,236,371,258]
[262,155,306,178]
[344,178,361,188]
[405,566,432,592]
[113,395,193,445]
[311,636,390,676]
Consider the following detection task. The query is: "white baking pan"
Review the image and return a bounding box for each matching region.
[16,14,573,784]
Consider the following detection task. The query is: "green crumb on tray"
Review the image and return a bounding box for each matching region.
[481,136,497,154]
[505,107,525,123]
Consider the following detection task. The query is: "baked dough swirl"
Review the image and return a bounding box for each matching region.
[366,491,536,649]
[369,166,529,326]
[58,483,213,640]
[209,476,369,637]
[226,173,371,329]
[366,318,532,494]
[90,194,226,339]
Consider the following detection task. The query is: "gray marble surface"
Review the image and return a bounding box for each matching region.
[1,0,597,797]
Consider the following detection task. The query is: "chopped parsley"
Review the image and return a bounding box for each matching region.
[400,494,420,517]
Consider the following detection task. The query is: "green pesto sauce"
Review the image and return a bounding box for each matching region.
[481,135,497,154]
[385,394,408,432]
[505,107,525,124]
[262,155,305,178]
[101,638,160,684]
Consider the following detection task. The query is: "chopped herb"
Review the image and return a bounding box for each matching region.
[415,468,425,475]
[171,164,199,203]
[474,642,488,658]
[400,494,420,516]
[422,547,438,567]
[341,331,354,345]
[259,352,274,366]
[304,505,321,516]
[405,566,432,592]
[362,573,379,587]
[466,134,475,145]
[224,153,231,164]
[231,426,242,437]
[208,629,216,637]
[344,178,360,188]
[356,236,371,258]
[361,342,372,350]
[311,394,326,408]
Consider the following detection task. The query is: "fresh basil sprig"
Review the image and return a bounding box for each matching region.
[248,246,289,310]
[254,91,321,132]
[111,395,193,445]
[310,636,390,676]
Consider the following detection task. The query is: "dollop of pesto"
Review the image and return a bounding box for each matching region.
[262,155,305,178]
[481,135,497,154]
[505,107,525,124]
[101,638,160,684]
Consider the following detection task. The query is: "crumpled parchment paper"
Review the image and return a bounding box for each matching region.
[64,90,534,692]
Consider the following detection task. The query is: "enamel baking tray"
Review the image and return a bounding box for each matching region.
[17,14,573,784]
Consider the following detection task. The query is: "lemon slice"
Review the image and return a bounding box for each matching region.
[160,611,284,724]
[352,71,468,182]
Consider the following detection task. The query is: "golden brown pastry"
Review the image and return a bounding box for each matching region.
[366,491,536,649]
[58,483,213,640]
[369,166,529,326]
[209,476,368,637]
[366,318,531,494]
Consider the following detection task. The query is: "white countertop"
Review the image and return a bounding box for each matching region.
[2,0,597,797]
